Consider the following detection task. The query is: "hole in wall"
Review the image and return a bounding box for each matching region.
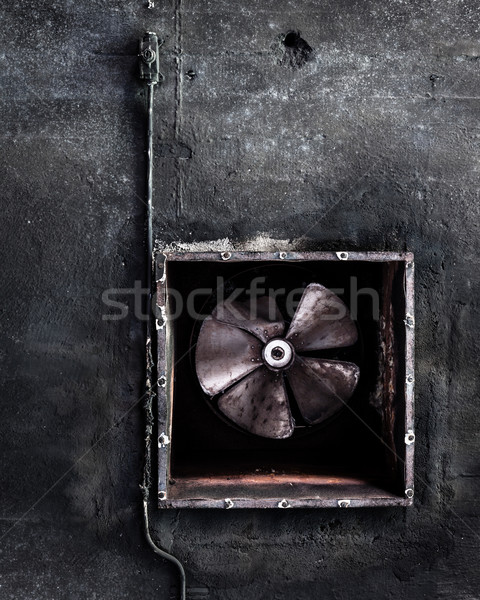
[280,30,313,69]
[283,31,300,48]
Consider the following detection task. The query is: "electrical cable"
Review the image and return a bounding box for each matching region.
[139,32,187,600]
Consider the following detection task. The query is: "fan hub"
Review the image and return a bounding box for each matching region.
[263,339,294,369]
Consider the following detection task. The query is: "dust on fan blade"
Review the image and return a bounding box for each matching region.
[287,357,360,424]
[195,317,263,396]
[213,296,285,342]
[218,368,294,439]
[286,283,358,351]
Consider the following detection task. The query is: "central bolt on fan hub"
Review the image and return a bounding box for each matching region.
[263,339,294,369]
[271,347,285,360]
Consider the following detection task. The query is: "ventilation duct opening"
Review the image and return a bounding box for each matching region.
[156,250,414,509]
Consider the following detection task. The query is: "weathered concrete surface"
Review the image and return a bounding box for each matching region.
[0,0,479,598]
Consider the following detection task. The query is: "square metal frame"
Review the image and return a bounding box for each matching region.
[156,250,414,509]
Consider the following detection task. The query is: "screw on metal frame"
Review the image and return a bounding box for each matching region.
[158,433,170,447]
[336,251,349,260]
[405,488,414,499]
[405,430,415,445]
[224,498,234,509]
[279,251,287,259]
[221,251,232,260]
[278,499,290,508]
[338,500,351,508]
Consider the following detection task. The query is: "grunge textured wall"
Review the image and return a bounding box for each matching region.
[1,1,479,598]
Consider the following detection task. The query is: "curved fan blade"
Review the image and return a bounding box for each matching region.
[218,368,294,439]
[287,357,360,425]
[286,283,358,351]
[213,296,285,342]
[196,317,263,396]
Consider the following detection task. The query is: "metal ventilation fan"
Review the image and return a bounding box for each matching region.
[195,283,360,439]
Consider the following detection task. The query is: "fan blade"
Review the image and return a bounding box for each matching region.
[218,368,294,439]
[287,357,359,425]
[213,296,285,342]
[286,283,357,351]
[196,317,263,396]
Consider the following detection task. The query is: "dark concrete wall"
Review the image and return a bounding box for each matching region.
[1,1,479,598]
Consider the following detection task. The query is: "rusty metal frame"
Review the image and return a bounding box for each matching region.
[156,250,414,509]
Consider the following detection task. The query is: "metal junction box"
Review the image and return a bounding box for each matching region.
[155,251,414,509]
